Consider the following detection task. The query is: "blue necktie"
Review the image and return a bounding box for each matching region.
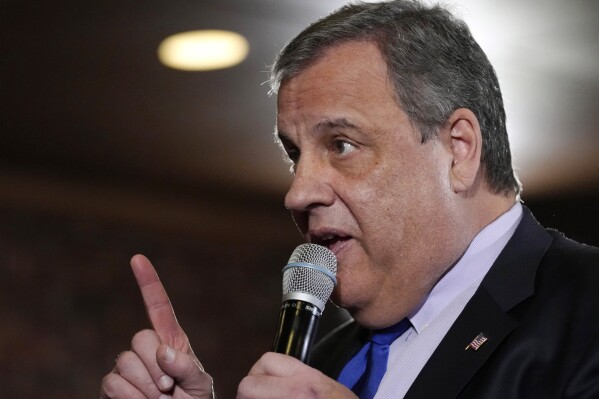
[338,319,411,399]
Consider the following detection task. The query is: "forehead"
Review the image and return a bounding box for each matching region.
[276,40,398,124]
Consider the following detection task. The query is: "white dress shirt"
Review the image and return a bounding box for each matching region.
[375,202,523,398]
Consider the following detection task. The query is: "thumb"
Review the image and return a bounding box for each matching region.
[157,344,214,399]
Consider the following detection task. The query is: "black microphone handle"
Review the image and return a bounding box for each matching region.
[272,299,322,363]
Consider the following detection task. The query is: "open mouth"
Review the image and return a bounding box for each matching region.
[311,231,352,255]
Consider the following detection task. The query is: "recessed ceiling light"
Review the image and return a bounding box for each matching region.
[158,30,249,71]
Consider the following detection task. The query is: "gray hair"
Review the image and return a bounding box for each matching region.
[269,0,521,196]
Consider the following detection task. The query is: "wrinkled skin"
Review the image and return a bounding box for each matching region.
[277,40,475,329]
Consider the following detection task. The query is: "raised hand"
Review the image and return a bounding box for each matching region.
[100,254,214,399]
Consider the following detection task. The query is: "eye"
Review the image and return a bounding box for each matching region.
[277,134,299,171]
[285,147,299,164]
[331,139,357,156]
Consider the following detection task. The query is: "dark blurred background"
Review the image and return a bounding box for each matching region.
[1,1,598,398]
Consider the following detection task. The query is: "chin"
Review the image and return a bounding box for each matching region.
[330,290,399,329]
[329,284,363,318]
[328,290,343,308]
[330,288,351,313]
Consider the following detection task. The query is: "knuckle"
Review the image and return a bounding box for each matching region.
[100,373,118,396]
[237,375,253,393]
[100,371,148,399]
[141,379,160,396]
[287,382,305,397]
[131,329,158,348]
[259,351,276,363]
[114,350,137,370]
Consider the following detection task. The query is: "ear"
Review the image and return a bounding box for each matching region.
[445,108,482,193]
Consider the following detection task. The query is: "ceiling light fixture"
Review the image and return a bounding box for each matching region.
[157,30,249,71]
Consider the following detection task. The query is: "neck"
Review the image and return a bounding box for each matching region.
[470,189,517,234]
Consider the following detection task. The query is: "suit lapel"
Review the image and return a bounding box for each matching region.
[404,208,553,399]
[404,286,517,399]
[310,320,369,379]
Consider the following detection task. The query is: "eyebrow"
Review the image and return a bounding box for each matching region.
[314,117,358,132]
[275,117,360,145]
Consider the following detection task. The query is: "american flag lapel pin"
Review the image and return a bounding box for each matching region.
[465,333,488,351]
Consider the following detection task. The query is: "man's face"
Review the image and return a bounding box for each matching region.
[276,41,462,328]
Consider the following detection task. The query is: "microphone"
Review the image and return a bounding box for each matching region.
[272,243,337,363]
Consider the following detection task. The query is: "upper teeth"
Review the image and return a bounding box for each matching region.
[321,233,335,241]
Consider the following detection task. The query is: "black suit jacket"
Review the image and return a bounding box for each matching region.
[310,208,599,398]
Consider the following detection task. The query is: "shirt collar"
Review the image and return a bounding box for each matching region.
[408,202,523,334]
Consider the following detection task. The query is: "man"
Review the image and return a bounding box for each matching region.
[101,1,599,398]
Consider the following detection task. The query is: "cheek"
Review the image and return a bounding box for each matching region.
[346,158,443,254]
[331,249,383,309]
[342,168,408,256]
[352,166,407,222]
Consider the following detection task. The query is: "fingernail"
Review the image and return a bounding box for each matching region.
[164,346,175,363]
[158,374,174,390]
[159,395,172,399]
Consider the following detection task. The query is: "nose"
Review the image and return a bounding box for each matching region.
[284,156,335,213]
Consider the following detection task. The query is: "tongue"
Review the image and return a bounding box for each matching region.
[328,236,350,254]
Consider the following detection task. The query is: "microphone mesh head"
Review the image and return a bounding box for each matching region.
[282,243,337,310]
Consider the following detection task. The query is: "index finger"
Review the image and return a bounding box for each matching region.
[130,254,189,351]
